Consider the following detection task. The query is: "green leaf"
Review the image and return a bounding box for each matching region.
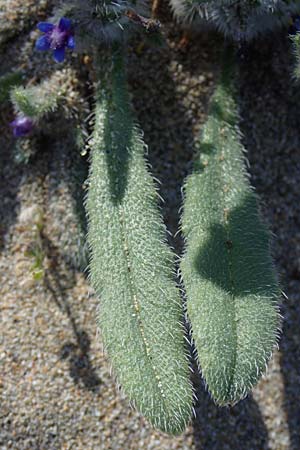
[10,70,73,119]
[180,53,280,406]
[86,49,193,434]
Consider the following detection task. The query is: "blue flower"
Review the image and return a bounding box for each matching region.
[289,15,300,35]
[294,16,300,32]
[10,116,34,137]
[36,17,75,63]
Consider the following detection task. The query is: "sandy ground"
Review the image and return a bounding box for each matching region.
[0,1,300,449]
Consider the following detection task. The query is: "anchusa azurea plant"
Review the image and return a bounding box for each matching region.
[5,0,300,435]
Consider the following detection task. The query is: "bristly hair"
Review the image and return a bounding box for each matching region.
[170,0,300,40]
[290,32,300,80]
[55,0,149,49]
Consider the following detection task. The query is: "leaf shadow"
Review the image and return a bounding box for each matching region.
[41,233,101,393]
[191,362,270,450]
[103,101,133,205]
[192,193,276,298]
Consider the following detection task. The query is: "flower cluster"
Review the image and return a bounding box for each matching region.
[35,17,75,63]
[10,18,75,137]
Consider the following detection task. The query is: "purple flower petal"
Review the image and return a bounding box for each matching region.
[35,35,51,51]
[37,22,54,32]
[67,35,75,49]
[10,116,34,138]
[59,17,72,31]
[12,127,23,138]
[53,47,65,63]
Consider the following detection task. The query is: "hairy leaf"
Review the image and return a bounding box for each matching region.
[170,0,300,40]
[180,56,280,405]
[10,69,76,119]
[86,49,193,434]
